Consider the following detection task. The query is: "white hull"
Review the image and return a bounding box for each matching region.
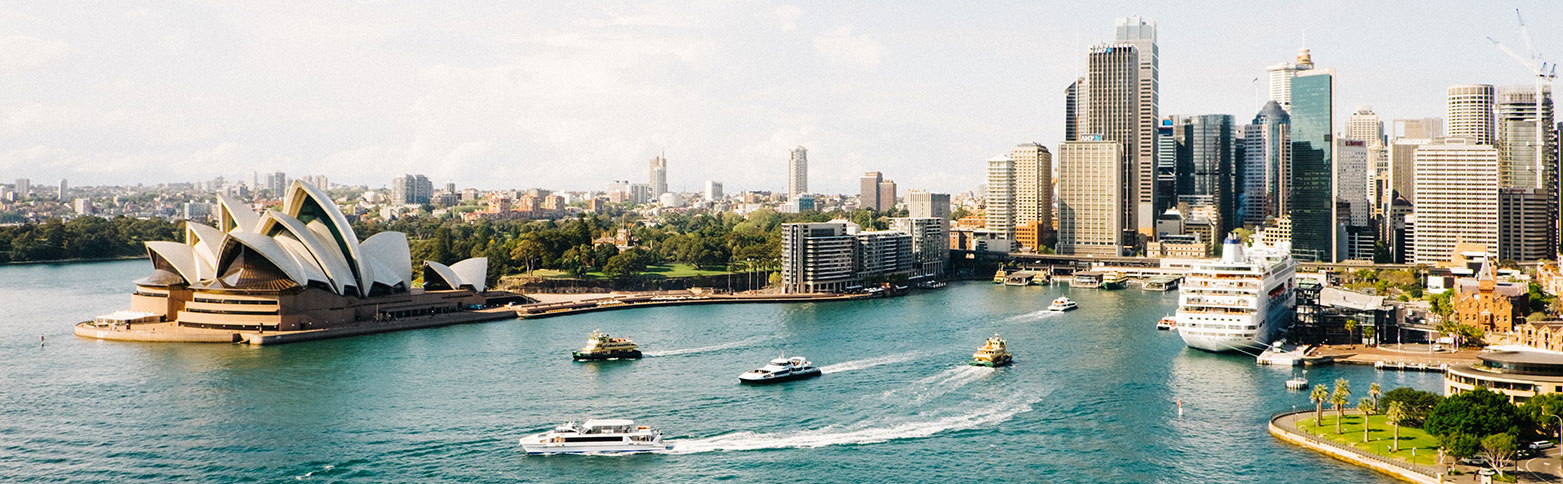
[1179,331,1269,353]
[1175,237,1297,355]
[520,434,669,455]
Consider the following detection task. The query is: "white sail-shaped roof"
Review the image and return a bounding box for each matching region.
[282,181,373,291]
[184,222,225,281]
[361,231,412,289]
[146,241,200,284]
[259,210,359,295]
[450,257,489,292]
[215,194,261,234]
[220,231,312,287]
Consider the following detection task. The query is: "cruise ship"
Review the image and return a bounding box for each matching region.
[1176,235,1297,353]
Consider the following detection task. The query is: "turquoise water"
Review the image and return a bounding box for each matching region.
[1,260,1444,482]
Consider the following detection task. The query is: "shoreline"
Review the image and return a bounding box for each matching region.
[4,255,146,266]
[512,291,883,319]
[1268,410,1442,484]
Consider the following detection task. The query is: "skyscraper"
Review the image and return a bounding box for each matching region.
[1154,119,1178,217]
[860,171,883,211]
[1335,139,1371,228]
[1179,114,1238,233]
[1064,78,1086,142]
[985,155,1015,235]
[1266,47,1314,111]
[1394,118,1444,139]
[1241,101,1290,227]
[391,174,433,205]
[1388,138,1430,204]
[649,155,668,197]
[705,180,723,201]
[1345,106,1385,146]
[877,179,897,211]
[1494,86,1556,261]
[1447,84,1496,145]
[1086,42,1139,246]
[1289,69,1337,262]
[908,192,951,220]
[1412,138,1499,264]
[57,179,67,201]
[1057,140,1125,256]
[1010,143,1053,234]
[1495,86,1554,189]
[788,146,808,199]
[1115,16,1159,238]
[15,178,30,198]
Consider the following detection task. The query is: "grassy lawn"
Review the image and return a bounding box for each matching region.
[1299,413,1441,467]
[521,264,737,280]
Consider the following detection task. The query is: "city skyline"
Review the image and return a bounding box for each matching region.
[2,2,1560,194]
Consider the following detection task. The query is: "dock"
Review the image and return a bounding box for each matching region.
[512,291,877,319]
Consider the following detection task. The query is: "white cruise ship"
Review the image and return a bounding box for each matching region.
[1176,235,1297,353]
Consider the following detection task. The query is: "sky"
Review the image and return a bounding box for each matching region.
[2,1,1560,195]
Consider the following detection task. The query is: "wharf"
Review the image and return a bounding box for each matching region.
[74,306,519,345]
[1311,344,1479,371]
[513,291,878,319]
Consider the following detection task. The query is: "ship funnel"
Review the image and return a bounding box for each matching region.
[1219,233,1244,263]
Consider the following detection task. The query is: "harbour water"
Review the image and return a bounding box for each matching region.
[1,260,1443,482]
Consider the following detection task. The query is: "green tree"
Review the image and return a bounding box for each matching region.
[1429,291,1454,317]
[1480,433,1517,477]
[602,250,647,280]
[1425,388,1524,439]
[1344,319,1359,343]
[1369,382,1382,410]
[1520,394,1563,440]
[510,239,545,273]
[1378,387,1442,426]
[1386,401,1408,452]
[1331,378,1352,434]
[1311,384,1330,425]
[1360,397,1375,443]
[1440,433,1481,461]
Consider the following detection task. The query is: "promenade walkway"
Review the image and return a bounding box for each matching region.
[1271,409,1561,483]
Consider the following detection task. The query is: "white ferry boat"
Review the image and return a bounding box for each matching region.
[1176,235,1297,353]
[738,354,822,384]
[1047,297,1078,312]
[520,419,671,455]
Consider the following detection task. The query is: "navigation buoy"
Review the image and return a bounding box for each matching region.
[39,334,45,347]
[1177,399,1183,418]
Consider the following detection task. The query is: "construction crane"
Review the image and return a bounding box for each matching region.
[1487,8,1557,190]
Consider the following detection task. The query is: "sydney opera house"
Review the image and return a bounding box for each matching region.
[91,181,498,338]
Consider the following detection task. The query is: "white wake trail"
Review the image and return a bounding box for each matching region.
[669,394,1041,454]
[1002,309,1063,323]
[820,352,920,374]
[880,365,992,404]
[643,337,766,357]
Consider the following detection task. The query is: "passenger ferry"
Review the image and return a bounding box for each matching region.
[572,329,642,360]
[1176,235,1297,353]
[1047,297,1078,312]
[992,269,1007,284]
[520,419,670,455]
[970,333,1013,367]
[738,354,822,384]
[1100,271,1128,290]
[1156,316,1176,331]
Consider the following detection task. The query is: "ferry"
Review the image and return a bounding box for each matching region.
[520,419,670,455]
[572,329,642,360]
[1156,316,1176,331]
[1176,235,1297,354]
[992,269,1007,284]
[1101,271,1128,290]
[1047,297,1078,312]
[970,333,1012,367]
[738,354,822,384]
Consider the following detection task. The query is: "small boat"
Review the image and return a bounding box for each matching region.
[1156,316,1176,331]
[1030,273,1051,285]
[572,329,642,360]
[1047,297,1078,312]
[992,269,1007,284]
[1285,377,1309,390]
[1101,271,1128,290]
[520,419,670,455]
[970,333,1013,367]
[739,354,822,384]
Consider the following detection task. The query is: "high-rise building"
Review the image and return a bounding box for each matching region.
[705,181,723,201]
[391,174,433,205]
[860,171,884,211]
[877,179,897,211]
[788,146,808,199]
[908,192,951,221]
[1447,84,1496,145]
[1494,86,1556,262]
[267,172,287,196]
[1155,119,1178,218]
[1345,106,1385,146]
[1388,138,1430,204]
[1289,69,1338,262]
[1394,118,1444,139]
[15,178,30,198]
[780,222,857,293]
[891,217,949,277]
[1241,101,1290,227]
[1115,16,1159,238]
[854,229,914,279]
[649,154,668,197]
[1086,42,1140,246]
[1335,139,1371,228]
[1495,86,1554,189]
[1010,142,1052,247]
[1064,78,1086,142]
[1500,187,1553,262]
[985,155,1016,236]
[1057,140,1125,256]
[57,179,67,200]
[1266,47,1314,111]
[1178,114,1238,233]
[1412,138,1500,264]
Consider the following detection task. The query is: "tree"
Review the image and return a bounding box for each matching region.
[1386,401,1408,452]
[1480,433,1517,477]
[1311,384,1330,426]
[1425,388,1524,440]
[603,249,649,280]
[1440,433,1481,461]
[1429,291,1454,317]
[1331,378,1352,434]
[1344,319,1359,343]
[510,239,545,274]
[1369,382,1382,410]
[1520,394,1563,440]
[1379,387,1444,424]
[1361,397,1375,443]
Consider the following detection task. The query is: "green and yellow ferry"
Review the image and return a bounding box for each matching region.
[969,333,1013,367]
[572,329,643,360]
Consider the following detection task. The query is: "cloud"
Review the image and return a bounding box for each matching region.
[812,26,882,70]
[0,35,71,70]
[776,5,803,31]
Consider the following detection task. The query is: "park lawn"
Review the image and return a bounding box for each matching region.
[1299,413,1442,467]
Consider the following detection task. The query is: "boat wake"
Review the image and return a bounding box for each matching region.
[820,352,920,374]
[643,337,766,357]
[880,365,993,405]
[1001,309,1063,323]
[669,394,1040,454]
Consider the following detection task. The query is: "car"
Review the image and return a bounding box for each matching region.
[1530,440,1555,450]
[1459,456,1489,466]
[1478,468,1496,476]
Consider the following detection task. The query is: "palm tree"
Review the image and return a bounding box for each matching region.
[1331,378,1351,434]
[1360,397,1375,443]
[1386,401,1407,452]
[1311,384,1329,427]
[1369,382,1382,410]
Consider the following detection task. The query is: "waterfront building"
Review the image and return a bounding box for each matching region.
[1241,101,1290,227]
[788,146,808,199]
[1450,258,1528,334]
[1447,84,1495,145]
[1289,287,1392,345]
[1057,140,1125,256]
[1145,234,1207,258]
[705,181,722,201]
[1411,138,1499,264]
[1266,47,1314,111]
[854,230,915,280]
[1289,69,1338,262]
[1086,38,1147,242]
[1394,117,1443,139]
[1011,142,1052,249]
[1445,350,1563,403]
[891,217,948,277]
[985,155,1015,236]
[780,222,856,293]
[649,155,668,197]
[391,174,433,205]
[114,181,488,333]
